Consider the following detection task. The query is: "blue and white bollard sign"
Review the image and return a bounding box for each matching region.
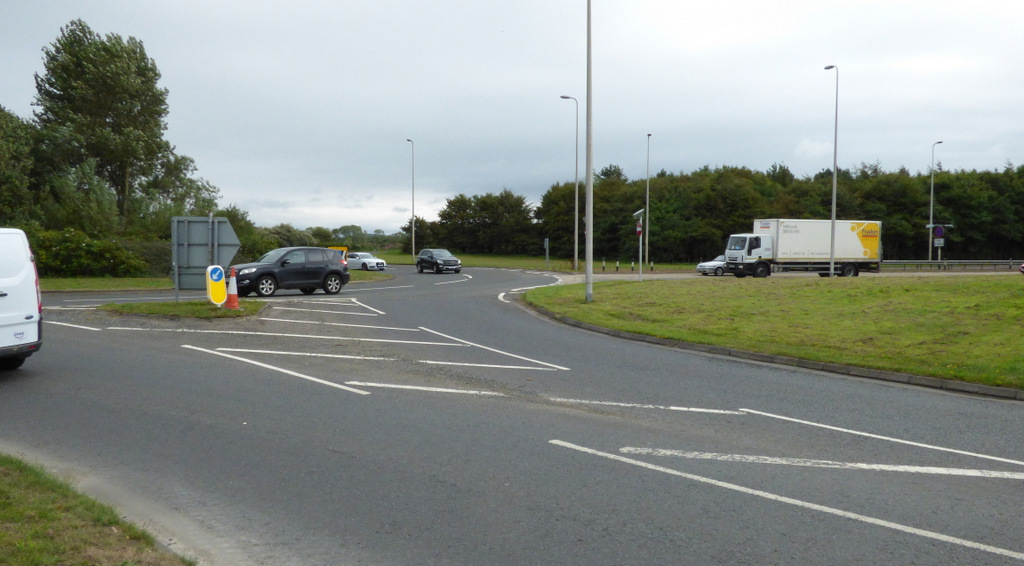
[206,265,227,306]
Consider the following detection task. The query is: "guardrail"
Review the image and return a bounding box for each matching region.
[882,259,1022,271]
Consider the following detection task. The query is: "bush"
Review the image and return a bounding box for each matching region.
[32,229,149,277]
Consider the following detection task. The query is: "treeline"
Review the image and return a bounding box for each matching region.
[414,163,1024,263]
[0,20,402,276]
[4,19,1023,277]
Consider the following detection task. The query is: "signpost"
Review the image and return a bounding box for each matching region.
[633,209,644,281]
[171,215,240,301]
[206,265,227,306]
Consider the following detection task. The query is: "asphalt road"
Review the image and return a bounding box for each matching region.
[2,267,1023,565]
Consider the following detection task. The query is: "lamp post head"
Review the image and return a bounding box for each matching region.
[560,95,573,100]
[935,140,943,145]
[406,138,412,143]
[825,65,837,71]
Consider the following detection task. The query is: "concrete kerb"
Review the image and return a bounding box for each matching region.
[523,301,1024,403]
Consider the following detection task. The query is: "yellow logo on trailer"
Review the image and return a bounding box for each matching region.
[851,222,881,258]
[206,265,227,306]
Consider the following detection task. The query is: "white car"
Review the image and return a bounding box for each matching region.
[697,254,727,276]
[346,252,387,271]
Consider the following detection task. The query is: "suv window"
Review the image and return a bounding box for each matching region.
[283,250,305,264]
[305,249,326,262]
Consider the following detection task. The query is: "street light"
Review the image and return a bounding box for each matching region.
[560,95,580,271]
[928,140,943,261]
[645,133,651,270]
[824,64,838,278]
[584,0,594,302]
[406,138,415,263]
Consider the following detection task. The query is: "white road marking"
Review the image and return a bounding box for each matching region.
[341,284,414,292]
[420,327,570,371]
[60,295,204,303]
[435,278,469,285]
[350,298,385,314]
[549,398,744,414]
[182,345,370,395]
[421,361,560,371]
[344,381,506,396]
[216,348,394,361]
[107,327,465,346]
[741,409,1024,467]
[45,320,102,331]
[619,448,1024,479]
[43,306,97,311]
[260,317,418,332]
[551,440,1024,562]
[270,307,378,317]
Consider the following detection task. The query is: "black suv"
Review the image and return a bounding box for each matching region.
[416,248,462,274]
[231,247,350,297]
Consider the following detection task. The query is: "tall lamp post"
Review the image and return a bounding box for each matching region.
[406,138,415,263]
[560,95,580,271]
[584,0,594,302]
[928,140,943,261]
[824,65,839,278]
[645,133,651,270]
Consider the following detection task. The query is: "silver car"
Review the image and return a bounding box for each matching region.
[347,252,387,271]
[697,255,727,276]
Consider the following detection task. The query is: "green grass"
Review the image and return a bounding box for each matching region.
[41,277,174,292]
[0,454,194,565]
[525,275,1024,389]
[99,300,265,318]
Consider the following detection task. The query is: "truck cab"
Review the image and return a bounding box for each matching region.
[724,234,774,277]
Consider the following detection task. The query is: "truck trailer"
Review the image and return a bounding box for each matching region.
[724,219,882,278]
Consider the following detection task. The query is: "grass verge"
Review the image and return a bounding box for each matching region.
[99,300,265,318]
[525,275,1024,390]
[0,454,194,565]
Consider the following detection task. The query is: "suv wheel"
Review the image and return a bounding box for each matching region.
[256,275,277,297]
[417,263,424,273]
[323,273,343,294]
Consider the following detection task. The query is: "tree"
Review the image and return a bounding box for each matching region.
[0,107,37,227]
[33,19,171,221]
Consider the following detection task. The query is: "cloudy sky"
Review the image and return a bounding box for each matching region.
[3,1,1022,234]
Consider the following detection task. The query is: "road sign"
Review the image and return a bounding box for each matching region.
[934,238,945,247]
[933,226,945,238]
[206,265,227,306]
[636,220,643,236]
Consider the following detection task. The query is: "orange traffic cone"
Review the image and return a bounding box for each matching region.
[225,267,239,309]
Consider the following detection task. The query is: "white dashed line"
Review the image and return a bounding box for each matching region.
[741,408,1024,467]
[549,398,743,414]
[344,381,506,397]
[619,448,1024,479]
[45,320,102,331]
[551,440,1024,562]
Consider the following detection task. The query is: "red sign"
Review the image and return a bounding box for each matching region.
[636,221,643,236]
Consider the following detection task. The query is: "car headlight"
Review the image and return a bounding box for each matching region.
[238,267,256,275]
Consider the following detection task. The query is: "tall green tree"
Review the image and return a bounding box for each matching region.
[0,107,37,227]
[33,19,172,222]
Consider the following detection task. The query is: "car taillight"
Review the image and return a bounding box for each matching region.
[31,251,41,314]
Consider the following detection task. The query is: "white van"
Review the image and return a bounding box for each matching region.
[0,228,42,370]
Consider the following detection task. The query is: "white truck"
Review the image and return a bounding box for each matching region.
[724,219,882,278]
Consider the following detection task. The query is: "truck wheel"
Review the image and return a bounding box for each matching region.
[754,263,771,278]
[841,263,858,277]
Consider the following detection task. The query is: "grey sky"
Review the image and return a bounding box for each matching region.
[2,1,1022,234]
